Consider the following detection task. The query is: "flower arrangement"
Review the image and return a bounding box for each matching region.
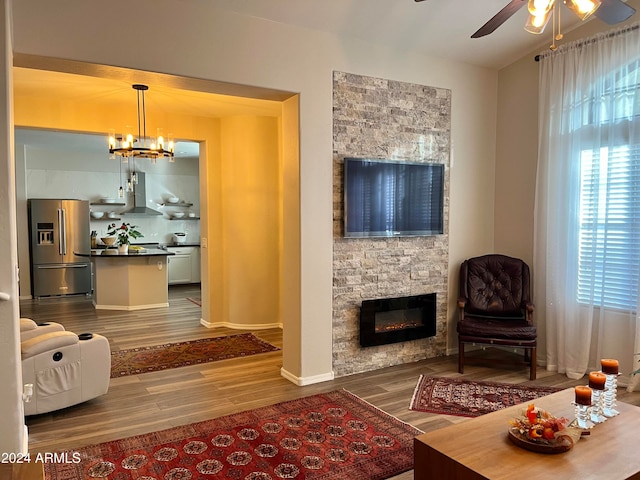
[106,222,143,246]
[509,404,569,443]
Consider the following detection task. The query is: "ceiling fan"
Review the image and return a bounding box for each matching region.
[414,0,636,38]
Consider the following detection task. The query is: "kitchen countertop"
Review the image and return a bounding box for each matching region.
[76,248,175,258]
[91,242,200,250]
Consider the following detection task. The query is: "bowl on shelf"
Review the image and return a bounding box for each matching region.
[188,212,196,218]
[101,198,117,204]
[90,211,105,219]
[167,196,180,204]
[100,237,116,247]
[107,212,118,219]
[171,212,185,219]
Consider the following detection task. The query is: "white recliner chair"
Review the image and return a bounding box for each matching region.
[20,318,111,416]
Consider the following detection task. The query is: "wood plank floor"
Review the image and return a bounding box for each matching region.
[20,285,640,480]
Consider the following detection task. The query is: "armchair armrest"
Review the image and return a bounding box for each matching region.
[20,318,38,332]
[21,331,79,360]
[458,297,467,320]
[20,319,65,342]
[525,302,535,323]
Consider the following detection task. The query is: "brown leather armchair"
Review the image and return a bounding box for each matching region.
[457,254,537,380]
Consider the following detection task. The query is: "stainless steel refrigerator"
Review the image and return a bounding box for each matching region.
[28,199,92,297]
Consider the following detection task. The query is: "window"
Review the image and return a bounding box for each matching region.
[576,60,640,311]
[578,144,640,310]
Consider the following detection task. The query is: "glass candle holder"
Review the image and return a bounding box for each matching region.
[588,371,607,424]
[573,385,595,429]
[601,359,620,417]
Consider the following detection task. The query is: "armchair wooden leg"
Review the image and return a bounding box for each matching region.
[458,340,464,374]
[529,347,537,381]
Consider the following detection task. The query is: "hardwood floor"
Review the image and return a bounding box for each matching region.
[20,285,640,480]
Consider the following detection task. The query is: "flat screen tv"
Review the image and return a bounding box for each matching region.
[343,158,444,238]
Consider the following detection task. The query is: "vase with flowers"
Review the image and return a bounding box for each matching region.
[106,222,143,254]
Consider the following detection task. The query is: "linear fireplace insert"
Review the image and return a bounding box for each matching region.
[359,293,437,347]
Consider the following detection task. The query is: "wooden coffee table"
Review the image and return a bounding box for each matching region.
[414,388,640,479]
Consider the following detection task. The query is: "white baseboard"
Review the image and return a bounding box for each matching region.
[22,425,28,454]
[200,319,282,330]
[280,367,334,386]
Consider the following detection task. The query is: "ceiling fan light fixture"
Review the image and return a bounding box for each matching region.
[564,0,601,20]
[524,10,553,33]
[528,0,555,17]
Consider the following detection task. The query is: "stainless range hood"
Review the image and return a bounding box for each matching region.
[121,172,161,215]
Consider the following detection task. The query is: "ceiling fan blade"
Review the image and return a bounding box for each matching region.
[471,0,528,38]
[594,0,636,24]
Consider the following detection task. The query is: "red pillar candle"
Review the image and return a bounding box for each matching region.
[575,385,592,405]
[588,371,607,390]
[601,358,619,375]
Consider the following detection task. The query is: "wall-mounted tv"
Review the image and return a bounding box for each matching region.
[343,158,444,238]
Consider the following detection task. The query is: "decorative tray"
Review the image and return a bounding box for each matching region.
[507,427,581,454]
[507,404,584,454]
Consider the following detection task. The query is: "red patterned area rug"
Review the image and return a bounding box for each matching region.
[409,375,562,417]
[43,390,421,480]
[110,333,279,378]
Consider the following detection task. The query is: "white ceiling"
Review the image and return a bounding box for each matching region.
[210,0,601,70]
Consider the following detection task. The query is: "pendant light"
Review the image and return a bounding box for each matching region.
[118,157,124,199]
[108,84,175,162]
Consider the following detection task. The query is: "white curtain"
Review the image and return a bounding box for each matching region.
[534,22,640,389]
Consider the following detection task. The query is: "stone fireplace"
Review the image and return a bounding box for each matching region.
[332,71,450,377]
[359,294,437,347]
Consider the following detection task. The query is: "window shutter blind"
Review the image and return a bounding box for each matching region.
[578,145,640,310]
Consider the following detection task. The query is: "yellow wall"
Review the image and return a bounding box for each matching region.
[217,115,282,328]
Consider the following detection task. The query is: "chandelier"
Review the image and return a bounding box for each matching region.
[525,0,602,49]
[108,84,175,162]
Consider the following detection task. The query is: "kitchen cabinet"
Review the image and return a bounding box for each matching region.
[167,246,200,284]
[191,246,201,282]
[80,249,172,310]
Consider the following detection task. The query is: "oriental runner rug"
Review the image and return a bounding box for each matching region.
[43,390,421,480]
[110,333,279,378]
[409,375,562,417]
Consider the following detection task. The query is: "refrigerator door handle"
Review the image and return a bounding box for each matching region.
[59,208,67,255]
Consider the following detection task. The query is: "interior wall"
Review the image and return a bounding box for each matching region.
[217,115,282,329]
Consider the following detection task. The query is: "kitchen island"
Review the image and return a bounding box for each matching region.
[77,248,174,310]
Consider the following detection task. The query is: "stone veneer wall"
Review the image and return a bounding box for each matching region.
[332,71,450,377]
